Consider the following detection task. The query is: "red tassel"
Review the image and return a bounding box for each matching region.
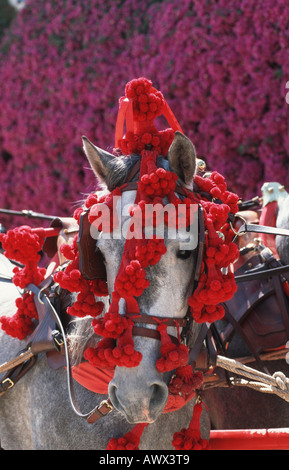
[0,292,38,340]
[67,292,104,318]
[92,311,128,339]
[106,423,147,450]
[12,263,46,289]
[172,402,210,450]
[138,168,178,198]
[88,279,108,297]
[168,366,203,400]
[84,338,116,370]
[114,260,149,298]
[0,226,44,264]
[53,254,88,293]
[156,324,189,373]
[111,321,142,368]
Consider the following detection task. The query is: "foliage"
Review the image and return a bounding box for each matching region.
[0,0,288,225]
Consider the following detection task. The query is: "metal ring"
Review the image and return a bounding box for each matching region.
[37,287,46,305]
[230,213,247,237]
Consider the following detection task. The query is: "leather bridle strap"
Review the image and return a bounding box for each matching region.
[125,313,188,345]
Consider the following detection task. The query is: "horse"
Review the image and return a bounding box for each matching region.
[204,185,289,431]
[0,131,211,450]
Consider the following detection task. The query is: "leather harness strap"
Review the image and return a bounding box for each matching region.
[237,223,289,238]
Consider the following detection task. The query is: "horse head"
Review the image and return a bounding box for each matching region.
[82,131,200,424]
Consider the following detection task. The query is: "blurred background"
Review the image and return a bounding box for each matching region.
[0,0,288,228]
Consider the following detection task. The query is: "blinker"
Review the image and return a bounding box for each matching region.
[77,211,107,280]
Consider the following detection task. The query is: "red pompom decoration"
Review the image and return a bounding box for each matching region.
[172,402,210,450]
[53,254,88,294]
[88,279,108,297]
[12,264,46,289]
[114,260,149,298]
[156,324,189,373]
[134,237,167,268]
[84,338,116,370]
[110,321,142,368]
[67,292,104,318]
[0,292,38,340]
[0,226,44,264]
[106,423,147,450]
[138,168,178,198]
[168,366,204,400]
[92,311,128,339]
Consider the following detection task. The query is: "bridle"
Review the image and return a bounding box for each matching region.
[77,159,208,361]
[0,158,211,424]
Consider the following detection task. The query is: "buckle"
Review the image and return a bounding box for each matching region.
[99,400,114,414]
[3,378,14,390]
[51,330,64,351]
[86,399,114,424]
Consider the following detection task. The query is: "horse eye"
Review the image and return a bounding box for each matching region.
[177,249,192,260]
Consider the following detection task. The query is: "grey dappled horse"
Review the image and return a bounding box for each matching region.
[204,185,289,430]
[0,133,210,450]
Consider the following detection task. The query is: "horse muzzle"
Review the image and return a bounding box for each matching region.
[108,377,168,424]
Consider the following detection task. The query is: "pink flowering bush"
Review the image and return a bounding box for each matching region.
[0,0,289,226]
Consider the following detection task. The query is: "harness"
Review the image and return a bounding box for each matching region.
[2,180,289,423]
[0,161,211,421]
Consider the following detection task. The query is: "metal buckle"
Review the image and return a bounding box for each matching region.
[99,400,114,413]
[3,378,14,390]
[51,330,64,350]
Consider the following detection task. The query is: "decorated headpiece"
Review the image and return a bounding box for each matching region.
[114,77,182,155]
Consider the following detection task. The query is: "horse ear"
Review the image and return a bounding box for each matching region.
[82,136,126,190]
[168,131,196,185]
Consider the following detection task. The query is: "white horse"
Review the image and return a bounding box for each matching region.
[0,132,210,449]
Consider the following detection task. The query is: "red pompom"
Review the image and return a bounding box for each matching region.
[67,292,104,318]
[115,260,149,298]
[172,402,210,450]
[0,226,44,264]
[138,168,177,198]
[12,263,46,289]
[53,254,88,293]
[168,366,204,401]
[88,279,108,297]
[156,324,189,373]
[84,338,116,370]
[92,311,128,339]
[134,238,167,268]
[0,292,38,340]
[106,423,147,450]
[110,321,142,368]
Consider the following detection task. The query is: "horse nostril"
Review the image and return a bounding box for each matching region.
[149,382,168,410]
